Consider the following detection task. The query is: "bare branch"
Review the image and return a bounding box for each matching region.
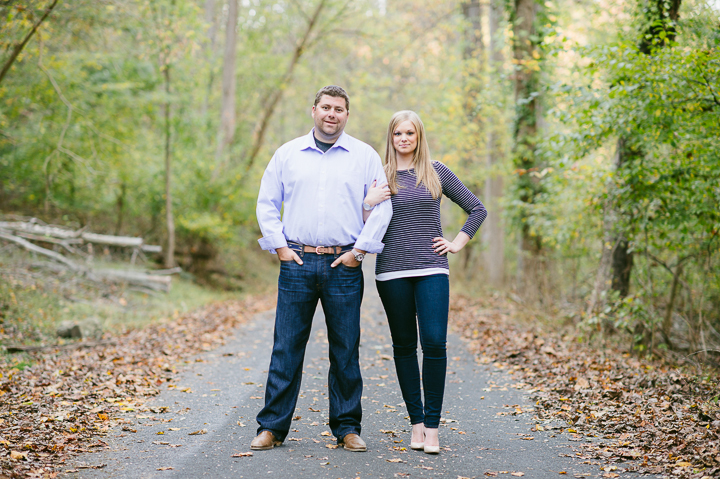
[243,0,328,172]
[0,0,60,85]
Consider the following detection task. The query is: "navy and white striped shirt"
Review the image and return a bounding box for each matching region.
[375,162,487,281]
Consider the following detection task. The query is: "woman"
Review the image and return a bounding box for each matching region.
[363,110,487,454]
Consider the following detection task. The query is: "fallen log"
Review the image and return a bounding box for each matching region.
[0,221,81,239]
[92,268,171,292]
[0,220,161,251]
[0,229,81,270]
[150,267,182,275]
[81,232,142,247]
[1,231,172,292]
[12,231,83,254]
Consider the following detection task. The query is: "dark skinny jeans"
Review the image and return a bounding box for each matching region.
[376,274,449,428]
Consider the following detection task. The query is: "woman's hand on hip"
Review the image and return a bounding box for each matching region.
[432,237,461,255]
[364,180,391,207]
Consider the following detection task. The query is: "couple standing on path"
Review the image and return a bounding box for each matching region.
[252,85,488,455]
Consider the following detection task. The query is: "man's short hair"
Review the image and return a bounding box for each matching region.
[314,85,350,111]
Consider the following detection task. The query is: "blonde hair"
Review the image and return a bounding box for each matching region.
[384,110,442,199]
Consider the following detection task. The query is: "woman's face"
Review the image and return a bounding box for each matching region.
[392,120,418,157]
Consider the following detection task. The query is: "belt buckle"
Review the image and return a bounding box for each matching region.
[315,246,324,255]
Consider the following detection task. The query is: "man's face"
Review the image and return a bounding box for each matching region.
[312,95,349,141]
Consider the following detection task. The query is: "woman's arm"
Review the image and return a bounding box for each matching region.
[430,162,488,255]
[362,180,391,223]
[432,232,470,255]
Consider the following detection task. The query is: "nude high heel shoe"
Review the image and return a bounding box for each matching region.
[410,424,425,450]
[423,427,439,454]
[423,443,440,454]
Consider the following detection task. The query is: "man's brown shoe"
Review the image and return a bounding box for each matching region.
[339,433,367,452]
[250,431,282,450]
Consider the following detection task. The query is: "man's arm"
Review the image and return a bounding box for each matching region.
[354,152,393,254]
[256,154,288,253]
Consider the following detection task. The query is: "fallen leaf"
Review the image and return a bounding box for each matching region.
[10,451,27,461]
[231,452,253,457]
[511,473,525,477]
[320,431,331,436]
[188,429,207,435]
[574,378,590,390]
[326,444,338,449]
[168,427,180,431]
[387,458,404,463]
[157,467,173,471]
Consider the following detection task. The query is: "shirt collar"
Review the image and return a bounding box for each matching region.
[301,129,350,153]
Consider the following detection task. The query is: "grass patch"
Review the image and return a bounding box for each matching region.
[0,246,275,349]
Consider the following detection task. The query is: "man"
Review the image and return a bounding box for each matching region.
[252,85,392,452]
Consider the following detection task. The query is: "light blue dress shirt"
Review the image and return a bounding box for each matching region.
[257,130,393,254]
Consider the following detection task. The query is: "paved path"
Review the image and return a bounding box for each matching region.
[69,261,611,478]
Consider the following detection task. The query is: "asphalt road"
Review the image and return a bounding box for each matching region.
[68,261,618,479]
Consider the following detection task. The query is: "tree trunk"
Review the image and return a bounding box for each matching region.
[611,238,633,297]
[607,136,639,300]
[200,0,219,120]
[164,65,175,268]
[511,0,543,288]
[458,0,484,279]
[115,182,126,236]
[215,0,239,162]
[661,262,683,348]
[461,0,482,59]
[608,0,682,298]
[482,0,506,287]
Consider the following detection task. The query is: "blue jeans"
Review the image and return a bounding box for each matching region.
[376,274,449,428]
[256,253,364,441]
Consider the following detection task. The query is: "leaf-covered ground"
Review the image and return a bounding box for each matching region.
[450,296,720,479]
[2,293,718,478]
[0,296,273,479]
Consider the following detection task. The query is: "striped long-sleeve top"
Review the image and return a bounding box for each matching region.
[375,162,487,281]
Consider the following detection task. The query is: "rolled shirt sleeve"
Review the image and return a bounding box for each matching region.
[354,151,392,254]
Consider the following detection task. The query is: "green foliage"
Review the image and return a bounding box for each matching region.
[535,0,720,348]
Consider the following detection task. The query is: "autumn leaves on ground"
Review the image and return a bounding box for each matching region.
[0,295,273,479]
[0,289,718,479]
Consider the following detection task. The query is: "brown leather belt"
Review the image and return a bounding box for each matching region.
[287,241,353,255]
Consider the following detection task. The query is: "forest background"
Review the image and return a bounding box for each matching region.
[1,0,719,364]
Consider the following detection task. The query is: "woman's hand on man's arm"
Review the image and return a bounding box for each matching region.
[362,180,391,222]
